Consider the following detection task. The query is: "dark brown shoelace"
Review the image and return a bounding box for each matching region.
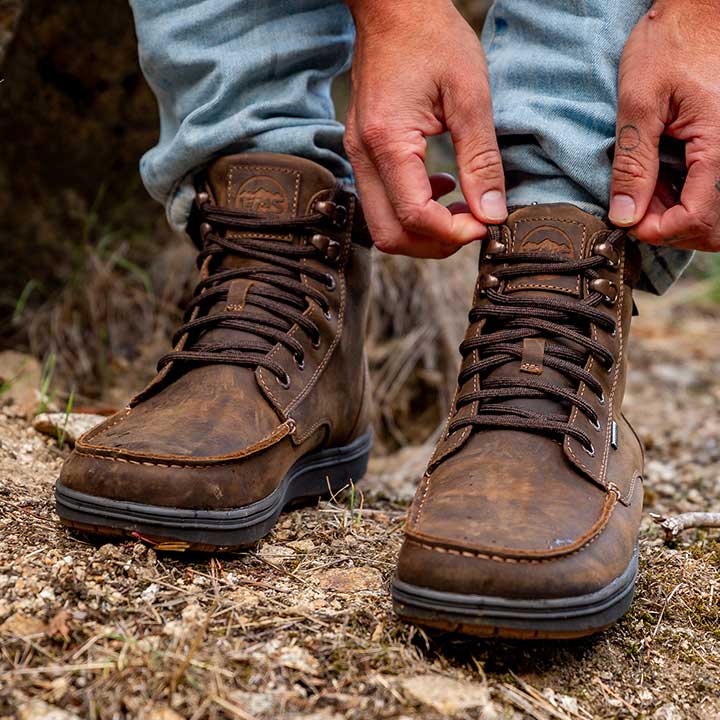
[158,190,347,386]
[448,225,625,454]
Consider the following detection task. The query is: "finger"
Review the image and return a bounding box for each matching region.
[633,146,720,249]
[443,76,507,224]
[359,124,487,244]
[609,88,666,227]
[630,194,671,246]
[353,155,480,258]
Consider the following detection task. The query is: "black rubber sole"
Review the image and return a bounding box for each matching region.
[392,546,638,639]
[55,431,372,551]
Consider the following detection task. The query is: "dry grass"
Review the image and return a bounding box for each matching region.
[2,275,720,719]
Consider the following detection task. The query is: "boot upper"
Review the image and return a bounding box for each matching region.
[60,153,373,509]
[398,204,644,599]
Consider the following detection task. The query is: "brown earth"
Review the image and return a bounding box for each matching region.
[1,280,720,720]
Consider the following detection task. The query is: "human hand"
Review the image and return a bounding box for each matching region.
[609,0,720,251]
[343,0,506,257]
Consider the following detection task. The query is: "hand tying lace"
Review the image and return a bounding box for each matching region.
[158,190,348,387]
[448,226,625,454]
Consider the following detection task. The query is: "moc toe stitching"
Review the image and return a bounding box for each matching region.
[405,487,618,563]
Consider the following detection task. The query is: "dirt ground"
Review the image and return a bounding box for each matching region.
[1,281,720,720]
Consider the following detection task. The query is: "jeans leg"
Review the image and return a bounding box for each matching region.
[129,0,354,229]
[482,0,692,294]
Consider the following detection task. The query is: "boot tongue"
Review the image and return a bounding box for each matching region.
[197,153,338,352]
[479,204,609,417]
[502,203,606,297]
[205,152,337,220]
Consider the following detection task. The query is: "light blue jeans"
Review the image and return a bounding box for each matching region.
[129,0,692,294]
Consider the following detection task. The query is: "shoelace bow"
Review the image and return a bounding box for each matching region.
[448,225,626,455]
[158,189,347,386]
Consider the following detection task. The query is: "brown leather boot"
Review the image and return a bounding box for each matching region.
[56,153,373,550]
[393,204,644,639]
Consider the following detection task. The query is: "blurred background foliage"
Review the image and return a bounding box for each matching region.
[0,0,718,449]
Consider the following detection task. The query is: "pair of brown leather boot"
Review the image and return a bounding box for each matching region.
[56,153,643,639]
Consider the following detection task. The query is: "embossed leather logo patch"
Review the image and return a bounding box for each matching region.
[235,176,289,215]
[519,225,575,258]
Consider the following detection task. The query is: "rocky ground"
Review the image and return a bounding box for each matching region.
[1,281,720,720]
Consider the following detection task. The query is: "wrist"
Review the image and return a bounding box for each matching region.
[346,0,456,34]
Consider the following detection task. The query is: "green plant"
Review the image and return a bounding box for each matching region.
[57,388,75,449]
[12,280,37,322]
[36,352,57,414]
[348,479,365,528]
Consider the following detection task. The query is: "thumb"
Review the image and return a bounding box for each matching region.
[445,80,507,224]
[609,93,665,227]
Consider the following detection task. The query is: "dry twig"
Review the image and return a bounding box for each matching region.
[651,512,720,539]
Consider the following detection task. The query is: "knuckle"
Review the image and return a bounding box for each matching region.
[686,211,716,236]
[372,235,400,255]
[462,144,503,178]
[612,152,647,184]
[617,91,653,120]
[394,202,428,231]
[343,133,363,161]
[358,119,390,150]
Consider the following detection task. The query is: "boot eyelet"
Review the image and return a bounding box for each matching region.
[593,240,619,268]
[276,373,291,389]
[584,443,596,457]
[479,274,500,293]
[597,390,605,405]
[590,417,601,431]
[312,336,322,350]
[324,274,336,291]
[484,236,506,258]
[294,354,305,371]
[314,200,348,228]
[590,278,618,304]
[323,308,332,321]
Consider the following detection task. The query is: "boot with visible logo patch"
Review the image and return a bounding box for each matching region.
[56,153,373,550]
[393,204,644,639]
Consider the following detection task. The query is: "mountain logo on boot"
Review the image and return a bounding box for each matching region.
[235,176,289,215]
[519,225,575,258]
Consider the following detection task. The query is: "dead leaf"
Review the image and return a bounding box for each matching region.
[276,645,320,676]
[18,699,80,720]
[138,705,185,720]
[316,566,383,593]
[0,612,47,638]
[47,609,72,641]
[401,674,494,716]
[32,412,105,447]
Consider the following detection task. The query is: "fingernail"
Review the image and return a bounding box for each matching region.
[609,194,637,225]
[480,190,507,222]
